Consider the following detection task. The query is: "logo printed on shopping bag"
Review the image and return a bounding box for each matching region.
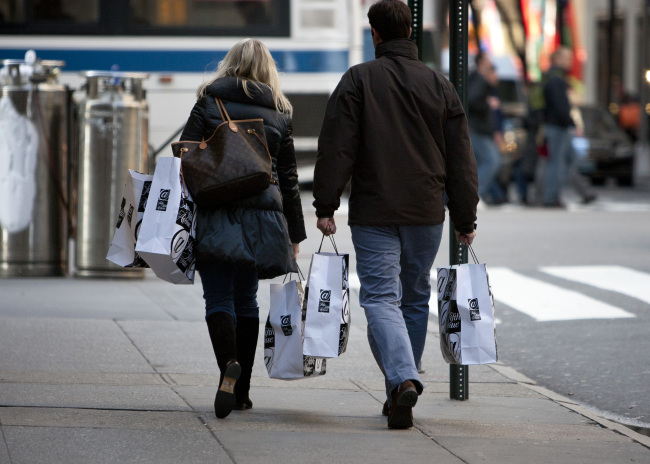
[264,320,275,347]
[156,189,170,211]
[442,269,456,301]
[176,236,195,273]
[304,357,326,377]
[138,181,152,212]
[126,205,134,226]
[338,324,348,355]
[171,229,188,260]
[468,298,482,321]
[280,315,293,336]
[318,289,331,313]
[176,198,194,230]
[116,198,126,228]
[445,301,461,332]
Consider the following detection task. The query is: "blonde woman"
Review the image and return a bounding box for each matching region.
[180,39,306,419]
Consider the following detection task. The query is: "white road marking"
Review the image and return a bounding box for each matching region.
[349,268,639,322]
[540,266,650,306]
[487,268,635,322]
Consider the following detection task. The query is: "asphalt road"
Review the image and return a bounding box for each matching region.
[297,185,650,432]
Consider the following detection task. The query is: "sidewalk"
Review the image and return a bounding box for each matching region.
[1,273,649,464]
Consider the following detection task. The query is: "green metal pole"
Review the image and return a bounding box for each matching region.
[408,0,424,60]
[409,0,425,374]
[448,0,469,401]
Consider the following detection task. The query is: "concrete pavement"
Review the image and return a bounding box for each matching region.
[1,273,650,464]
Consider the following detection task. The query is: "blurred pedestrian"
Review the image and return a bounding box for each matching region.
[180,39,306,419]
[467,52,502,204]
[313,0,478,430]
[542,47,595,207]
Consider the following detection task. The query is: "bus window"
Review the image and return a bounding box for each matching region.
[130,0,279,28]
[1,0,99,23]
[0,0,288,36]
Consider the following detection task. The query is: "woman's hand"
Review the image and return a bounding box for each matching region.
[292,243,300,260]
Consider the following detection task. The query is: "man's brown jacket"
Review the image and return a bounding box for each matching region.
[313,39,479,234]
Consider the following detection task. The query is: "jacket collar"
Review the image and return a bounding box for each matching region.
[205,76,275,110]
[375,39,419,60]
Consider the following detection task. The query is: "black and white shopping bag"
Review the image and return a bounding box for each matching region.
[135,157,197,284]
[264,277,327,379]
[437,247,497,365]
[302,236,350,359]
[106,170,152,268]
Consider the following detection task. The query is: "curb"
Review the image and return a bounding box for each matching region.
[489,363,650,449]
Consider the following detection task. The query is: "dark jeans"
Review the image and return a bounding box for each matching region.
[198,261,259,323]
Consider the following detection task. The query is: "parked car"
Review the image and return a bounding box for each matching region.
[573,105,635,186]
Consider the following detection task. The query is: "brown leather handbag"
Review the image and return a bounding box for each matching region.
[171,98,275,208]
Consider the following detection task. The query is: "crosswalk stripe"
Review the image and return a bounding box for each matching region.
[348,268,639,321]
[487,268,635,321]
[540,266,650,306]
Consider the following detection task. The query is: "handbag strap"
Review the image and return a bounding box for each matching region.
[216,98,239,132]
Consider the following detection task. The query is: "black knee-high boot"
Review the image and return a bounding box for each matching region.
[206,312,240,419]
[234,316,259,410]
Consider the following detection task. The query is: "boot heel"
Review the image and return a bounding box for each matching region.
[215,361,241,419]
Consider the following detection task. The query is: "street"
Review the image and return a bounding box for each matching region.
[297,185,650,432]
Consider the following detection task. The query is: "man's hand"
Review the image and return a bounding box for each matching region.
[455,229,476,245]
[317,217,337,236]
[292,243,300,260]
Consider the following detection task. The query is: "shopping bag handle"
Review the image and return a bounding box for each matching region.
[318,234,339,255]
[468,244,479,264]
[283,264,305,283]
[456,242,480,264]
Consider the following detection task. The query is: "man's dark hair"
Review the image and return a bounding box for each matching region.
[367,0,411,42]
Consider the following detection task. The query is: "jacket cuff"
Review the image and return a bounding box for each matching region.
[316,208,335,219]
[456,222,476,235]
[288,222,307,244]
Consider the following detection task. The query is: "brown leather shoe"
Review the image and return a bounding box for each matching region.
[387,380,418,429]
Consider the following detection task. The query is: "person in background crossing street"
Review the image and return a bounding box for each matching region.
[312,0,479,430]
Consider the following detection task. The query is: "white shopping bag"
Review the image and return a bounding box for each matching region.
[135,157,196,284]
[264,279,327,379]
[302,237,350,359]
[437,259,498,365]
[106,170,152,268]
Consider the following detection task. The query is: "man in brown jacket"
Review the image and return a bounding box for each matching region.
[313,0,478,429]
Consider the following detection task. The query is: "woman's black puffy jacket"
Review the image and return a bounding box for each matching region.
[180,76,306,279]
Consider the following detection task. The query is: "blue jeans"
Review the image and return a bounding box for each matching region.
[543,124,576,205]
[351,224,443,403]
[470,130,502,199]
[198,262,259,323]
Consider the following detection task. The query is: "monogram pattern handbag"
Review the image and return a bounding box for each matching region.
[172,98,275,208]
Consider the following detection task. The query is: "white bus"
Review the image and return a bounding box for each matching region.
[0,0,373,164]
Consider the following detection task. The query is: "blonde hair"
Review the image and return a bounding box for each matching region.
[197,38,292,115]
